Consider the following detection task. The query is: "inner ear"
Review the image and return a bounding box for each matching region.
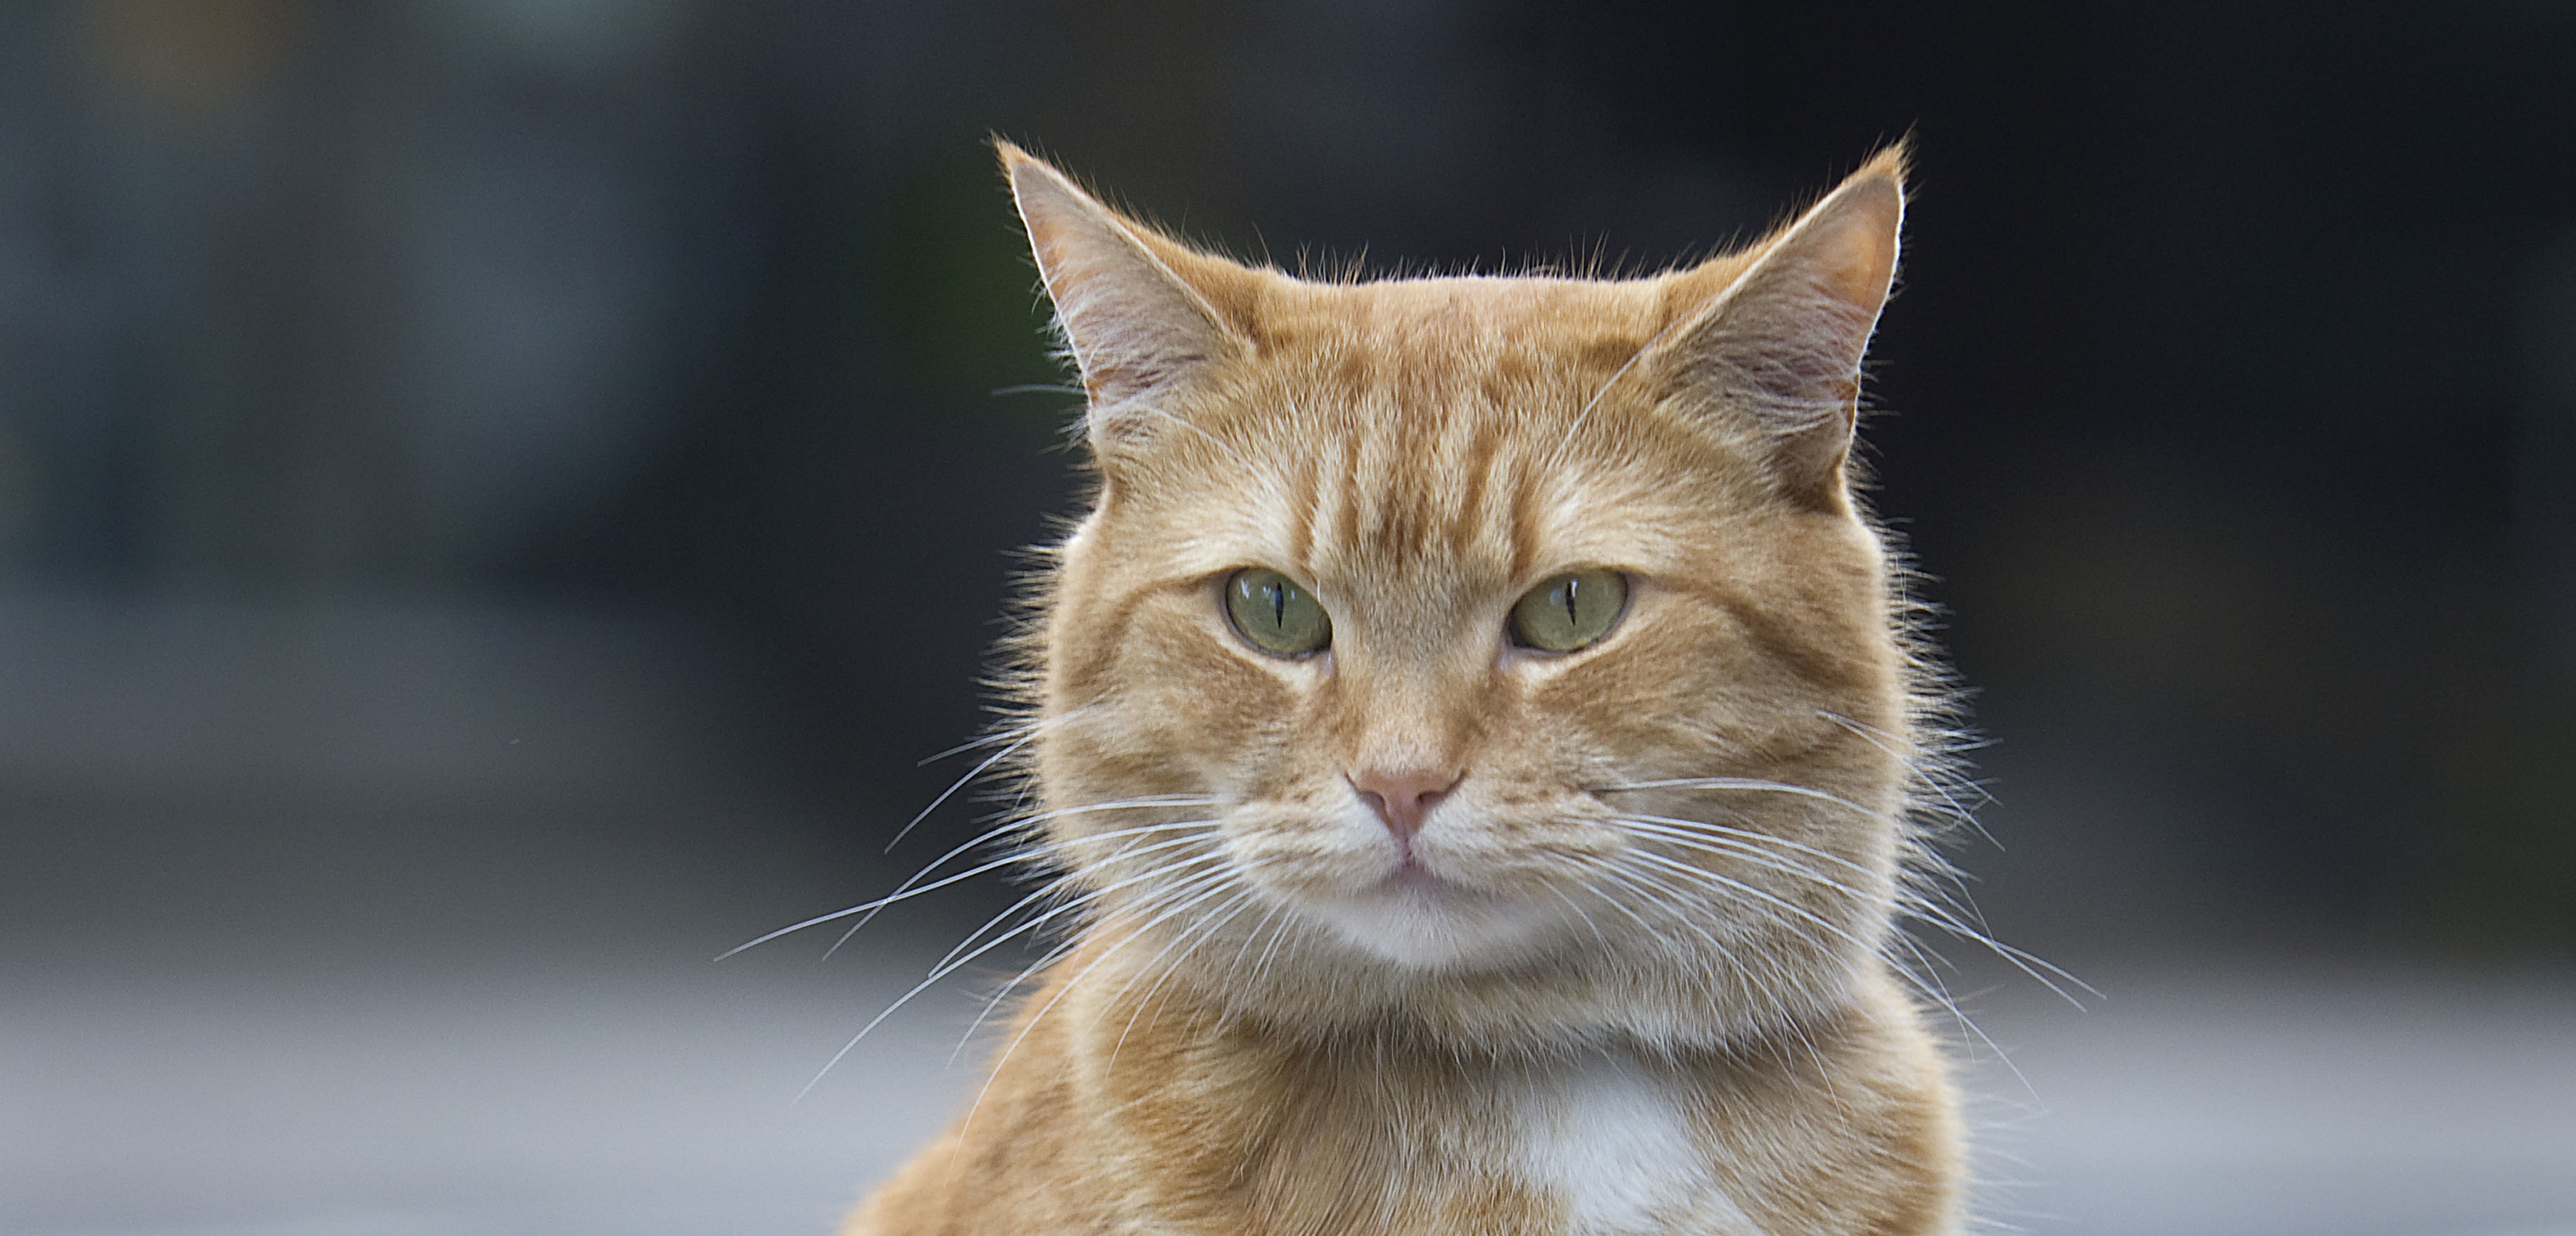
[999,143,1261,456]
[1646,149,1905,506]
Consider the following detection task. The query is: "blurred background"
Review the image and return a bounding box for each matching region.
[1,1,2571,1234]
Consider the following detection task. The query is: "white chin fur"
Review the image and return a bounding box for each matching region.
[1311,878,1565,971]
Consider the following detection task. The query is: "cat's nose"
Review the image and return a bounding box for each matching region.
[1349,767,1462,840]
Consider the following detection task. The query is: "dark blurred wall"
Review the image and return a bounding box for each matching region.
[3,0,2571,964]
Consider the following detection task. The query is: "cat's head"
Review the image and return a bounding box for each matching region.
[1001,142,1926,1050]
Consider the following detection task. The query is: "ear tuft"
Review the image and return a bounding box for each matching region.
[1649,147,1906,505]
[997,141,1253,453]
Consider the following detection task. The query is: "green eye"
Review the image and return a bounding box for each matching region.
[1225,568,1332,657]
[1509,569,1629,652]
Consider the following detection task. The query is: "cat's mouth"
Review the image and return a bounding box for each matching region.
[1382,862,1469,898]
[1317,866,1561,971]
[1359,859,1530,923]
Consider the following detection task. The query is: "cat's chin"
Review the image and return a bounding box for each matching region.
[1306,869,1567,972]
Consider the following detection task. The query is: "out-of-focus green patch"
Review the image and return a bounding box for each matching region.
[878,149,1082,444]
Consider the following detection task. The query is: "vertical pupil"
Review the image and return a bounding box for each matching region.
[1562,579,1579,626]
[1268,581,1287,629]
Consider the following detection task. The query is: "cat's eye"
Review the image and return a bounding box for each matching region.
[1508,569,1629,652]
[1225,567,1332,657]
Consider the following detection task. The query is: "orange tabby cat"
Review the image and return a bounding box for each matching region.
[844,141,1962,1235]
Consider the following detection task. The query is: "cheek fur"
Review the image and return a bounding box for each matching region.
[1048,594,1314,801]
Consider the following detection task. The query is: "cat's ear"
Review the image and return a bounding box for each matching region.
[998,141,1258,453]
[1647,146,1905,505]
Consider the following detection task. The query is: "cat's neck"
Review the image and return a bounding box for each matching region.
[1036,917,1881,1066]
[1013,936,1941,1232]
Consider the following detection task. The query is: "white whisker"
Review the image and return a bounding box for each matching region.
[949,849,1246,1062]
[929,826,1220,974]
[1816,709,2000,848]
[1543,883,1613,952]
[1610,812,2093,1009]
[885,712,1085,853]
[1627,848,1883,961]
[1615,812,1881,881]
[1594,776,1874,816]
[716,847,1054,961]
[913,710,1069,767]
[1546,308,1686,468]
[828,800,1216,957]
[1102,887,1262,1068]
[947,864,1245,1149]
[800,855,1237,1103]
[1584,860,1730,960]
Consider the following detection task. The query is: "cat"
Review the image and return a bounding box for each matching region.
[840,139,1971,1235]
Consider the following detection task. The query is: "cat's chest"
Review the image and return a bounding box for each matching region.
[1493,1052,1757,1236]
[1136,1038,1767,1235]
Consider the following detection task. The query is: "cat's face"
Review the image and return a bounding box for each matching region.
[1006,147,1917,1042]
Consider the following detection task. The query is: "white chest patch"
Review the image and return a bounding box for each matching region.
[1510,1052,1756,1235]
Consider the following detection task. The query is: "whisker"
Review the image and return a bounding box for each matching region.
[1566,862,1678,946]
[953,931,1092,1067]
[913,711,1059,768]
[885,719,1063,853]
[1627,848,1884,961]
[1243,889,1306,993]
[1102,887,1262,1068]
[721,816,1218,962]
[1213,892,1290,999]
[1543,884,1613,952]
[1610,815,2094,1008]
[906,849,1234,1039]
[716,847,1055,961]
[800,856,1237,1103]
[950,855,1237,1060]
[1594,776,1875,817]
[1889,931,2038,1099]
[827,817,1053,958]
[1817,709,2001,849]
[1613,820,1884,926]
[1615,813,1881,881]
[1583,858,1806,1033]
[1618,848,1988,1066]
[947,864,1244,1142]
[1546,307,1688,468]
[1002,794,1221,829]
[829,800,1216,957]
[1898,900,2097,1007]
[1583,861,1729,960]
[928,828,1219,975]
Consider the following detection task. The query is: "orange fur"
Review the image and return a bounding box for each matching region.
[845,142,1963,1235]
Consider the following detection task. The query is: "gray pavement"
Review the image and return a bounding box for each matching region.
[4,954,2570,1236]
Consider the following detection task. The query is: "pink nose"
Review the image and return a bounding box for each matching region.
[1349,767,1462,839]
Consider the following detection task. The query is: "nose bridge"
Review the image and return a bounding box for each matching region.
[1332,638,1484,772]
